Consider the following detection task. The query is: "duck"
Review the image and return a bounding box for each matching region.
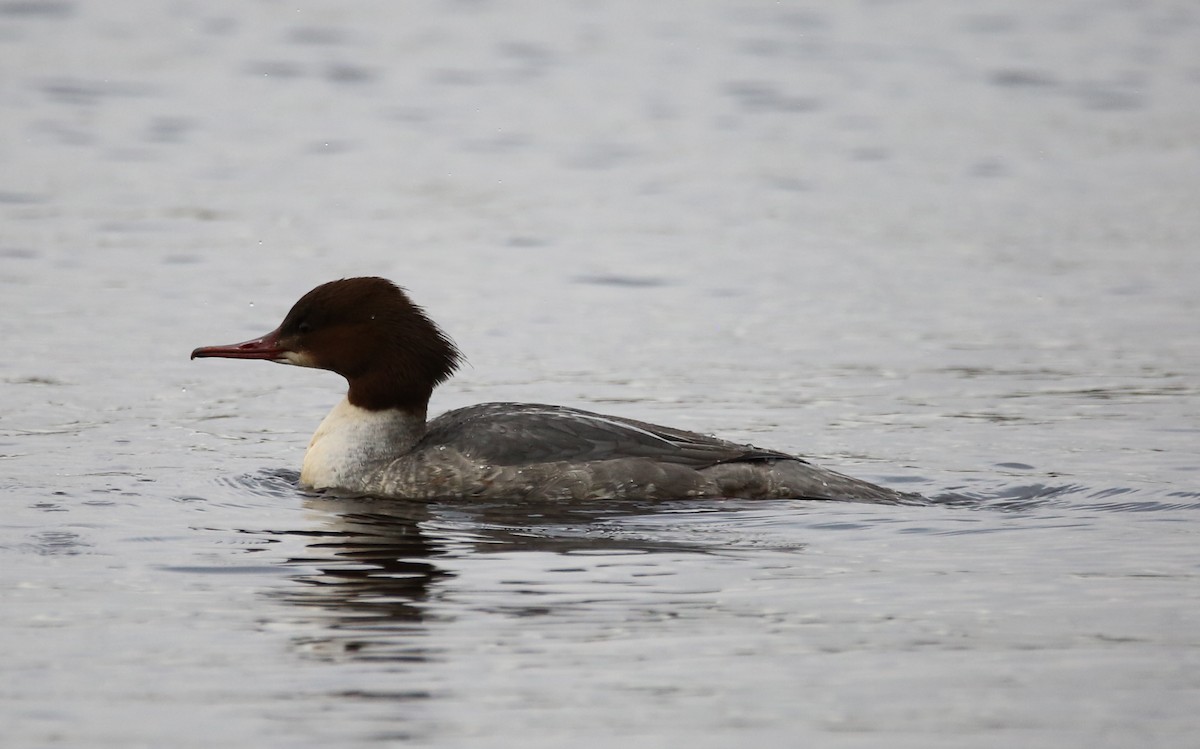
[191,277,910,503]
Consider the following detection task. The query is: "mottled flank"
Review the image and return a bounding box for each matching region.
[365,450,909,502]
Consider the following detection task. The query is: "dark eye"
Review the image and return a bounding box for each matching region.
[298,321,312,334]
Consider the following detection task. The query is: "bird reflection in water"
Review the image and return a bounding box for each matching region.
[263,491,689,662]
[267,496,450,662]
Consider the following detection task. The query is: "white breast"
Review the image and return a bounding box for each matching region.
[300,397,426,490]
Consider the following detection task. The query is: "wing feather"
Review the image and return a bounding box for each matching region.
[421,402,804,468]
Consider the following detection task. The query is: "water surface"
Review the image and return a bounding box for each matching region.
[2,1,1199,747]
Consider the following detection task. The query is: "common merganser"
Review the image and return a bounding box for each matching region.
[192,277,910,503]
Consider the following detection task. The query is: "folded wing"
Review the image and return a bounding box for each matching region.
[422,402,804,468]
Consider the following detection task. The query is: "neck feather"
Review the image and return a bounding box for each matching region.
[347,371,432,413]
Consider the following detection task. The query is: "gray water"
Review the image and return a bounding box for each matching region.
[3,1,1199,747]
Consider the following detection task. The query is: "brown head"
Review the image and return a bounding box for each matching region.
[191,277,463,413]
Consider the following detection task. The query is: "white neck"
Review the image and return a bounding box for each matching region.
[300,397,426,490]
